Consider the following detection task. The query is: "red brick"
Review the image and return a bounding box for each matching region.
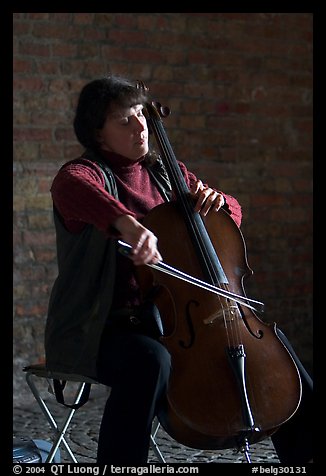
[14,127,52,142]
[73,13,94,25]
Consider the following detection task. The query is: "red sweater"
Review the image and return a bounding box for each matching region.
[51,151,242,308]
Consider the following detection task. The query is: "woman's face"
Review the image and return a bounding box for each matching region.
[97,104,149,160]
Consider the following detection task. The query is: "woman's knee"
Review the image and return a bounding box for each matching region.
[134,336,171,377]
[97,333,171,386]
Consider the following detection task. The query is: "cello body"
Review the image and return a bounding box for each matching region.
[137,201,302,450]
[134,87,302,451]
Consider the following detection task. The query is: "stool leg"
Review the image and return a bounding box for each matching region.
[26,371,166,463]
[25,372,83,463]
[150,418,166,463]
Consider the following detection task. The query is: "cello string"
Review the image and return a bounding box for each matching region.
[148,110,244,350]
[152,124,241,345]
[221,284,243,349]
[151,119,228,285]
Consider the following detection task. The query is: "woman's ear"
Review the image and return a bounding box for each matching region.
[95,130,105,146]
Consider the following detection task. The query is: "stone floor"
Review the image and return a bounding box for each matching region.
[13,382,280,464]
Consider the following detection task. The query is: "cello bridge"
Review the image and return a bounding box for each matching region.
[203,305,239,325]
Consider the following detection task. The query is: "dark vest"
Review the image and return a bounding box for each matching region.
[44,151,172,378]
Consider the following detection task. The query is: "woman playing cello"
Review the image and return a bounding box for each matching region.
[44,74,313,464]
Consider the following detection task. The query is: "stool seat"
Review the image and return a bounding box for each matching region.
[23,364,99,384]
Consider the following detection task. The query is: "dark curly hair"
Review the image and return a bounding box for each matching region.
[73,75,149,151]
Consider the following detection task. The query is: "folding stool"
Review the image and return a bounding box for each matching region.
[23,363,166,463]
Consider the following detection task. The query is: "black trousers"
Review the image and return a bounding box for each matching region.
[270,329,313,464]
[96,325,171,464]
[96,323,312,464]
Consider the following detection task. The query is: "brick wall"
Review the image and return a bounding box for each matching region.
[13,12,313,402]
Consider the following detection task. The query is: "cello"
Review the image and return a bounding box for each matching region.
[123,83,302,458]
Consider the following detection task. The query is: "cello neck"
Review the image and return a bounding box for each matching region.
[145,101,228,285]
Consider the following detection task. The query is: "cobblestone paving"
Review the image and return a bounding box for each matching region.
[13,387,280,465]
